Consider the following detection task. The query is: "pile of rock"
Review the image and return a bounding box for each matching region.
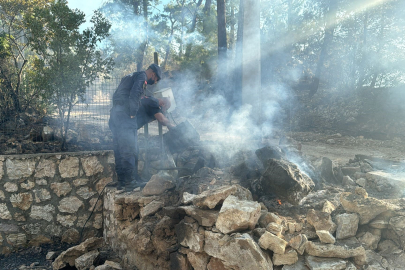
[52,237,123,270]
[104,172,405,270]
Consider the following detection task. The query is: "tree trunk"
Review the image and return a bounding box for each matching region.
[217,0,227,58]
[309,0,338,97]
[229,2,235,50]
[232,0,244,108]
[203,0,212,34]
[185,0,203,60]
[357,11,368,89]
[217,0,228,99]
[163,17,175,70]
[136,0,149,71]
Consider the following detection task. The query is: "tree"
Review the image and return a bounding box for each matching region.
[25,0,114,150]
[0,0,51,120]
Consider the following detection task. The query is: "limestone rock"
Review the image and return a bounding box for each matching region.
[35,159,56,178]
[340,192,397,224]
[59,157,80,178]
[255,145,284,164]
[140,200,163,217]
[96,177,113,193]
[81,156,104,176]
[379,249,405,269]
[258,211,282,227]
[305,256,346,270]
[207,257,229,270]
[4,182,18,192]
[46,251,58,260]
[186,251,210,270]
[57,214,77,227]
[74,178,90,187]
[142,171,175,196]
[369,218,389,229]
[170,252,192,270]
[93,214,103,229]
[94,260,123,270]
[176,220,204,252]
[266,222,284,237]
[29,235,52,246]
[21,180,35,190]
[46,224,62,237]
[204,231,273,270]
[179,206,219,227]
[53,237,103,269]
[30,204,55,222]
[61,228,80,244]
[389,215,405,237]
[358,232,380,250]
[185,184,252,209]
[132,226,154,254]
[354,187,368,198]
[354,249,385,267]
[316,230,336,244]
[259,231,288,254]
[0,203,13,220]
[281,256,307,270]
[305,239,365,259]
[273,248,298,266]
[58,197,83,213]
[33,189,51,203]
[257,159,315,205]
[6,159,36,179]
[307,209,336,233]
[75,250,99,270]
[216,195,261,234]
[0,160,3,180]
[322,200,336,214]
[335,213,359,239]
[6,233,26,246]
[76,187,96,200]
[51,182,72,197]
[378,239,400,254]
[342,175,356,186]
[89,198,103,212]
[288,234,308,255]
[36,179,48,186]
[356,178,367,187]
[10,192,33,210]
[2,223,19,233]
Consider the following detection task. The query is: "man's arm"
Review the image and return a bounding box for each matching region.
[129,72,147,116]
[154,113,175,129]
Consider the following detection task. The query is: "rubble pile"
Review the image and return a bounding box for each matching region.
[97,143,405,270]
[43,139,405,270]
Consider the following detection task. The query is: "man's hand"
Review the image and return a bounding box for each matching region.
[154,112,175,129]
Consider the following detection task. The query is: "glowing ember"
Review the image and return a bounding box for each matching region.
[277,199,282,205]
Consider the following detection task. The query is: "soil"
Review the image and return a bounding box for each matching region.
[0,243,73,270]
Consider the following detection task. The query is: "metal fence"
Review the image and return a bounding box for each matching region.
[0,78,122,154]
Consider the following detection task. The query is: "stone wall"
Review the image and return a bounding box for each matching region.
[0,151,115,254]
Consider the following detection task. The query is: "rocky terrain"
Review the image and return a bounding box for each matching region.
[37,133,405,270]
[2,112,405,269]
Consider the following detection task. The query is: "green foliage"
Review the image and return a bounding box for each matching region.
[25,0,114,149]
[0,0,53,120]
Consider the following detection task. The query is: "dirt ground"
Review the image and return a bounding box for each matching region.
[289,131,405,164]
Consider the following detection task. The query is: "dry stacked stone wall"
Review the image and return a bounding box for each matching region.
[0,151,115,254]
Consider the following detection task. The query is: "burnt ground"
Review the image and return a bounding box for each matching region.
[2,116,405,268]
[0,243,73,270]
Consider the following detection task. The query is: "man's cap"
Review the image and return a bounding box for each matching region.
[148,64,162,81]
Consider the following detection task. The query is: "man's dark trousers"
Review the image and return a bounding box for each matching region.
[109,105,138,183]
